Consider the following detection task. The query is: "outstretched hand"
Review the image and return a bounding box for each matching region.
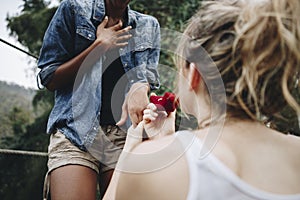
[116,82,149,127]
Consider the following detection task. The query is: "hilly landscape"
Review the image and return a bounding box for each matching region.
[0,80,52,200]
[0,81,36,139]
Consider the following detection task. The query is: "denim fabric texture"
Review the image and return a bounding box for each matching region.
[37,0,161,150]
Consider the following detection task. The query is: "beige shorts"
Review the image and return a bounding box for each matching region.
[47,125,127,174]
[43,125,127,199]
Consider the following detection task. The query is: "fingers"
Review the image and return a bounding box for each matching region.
[143,103,158,123]
[130,113,140,128]
[127,121,144,139]
[116,33,132,42]
[111,19,123,31]
[112,20,133,34]
[143,103,175,123]
[124,121,145,151]
[168,109,177,119]
[143,105,158,122]
[149,92,157,97]
[114,26,132,47]
[98,16,109,29]
[97,17,132,46]
[115,41,129,48]
[114,34,132,47]
[117,25,132,34]
[147,102,157,110]
[110,28,132,48]
[116,104,128,126]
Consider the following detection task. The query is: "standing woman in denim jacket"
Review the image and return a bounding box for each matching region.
[38,0,160,199]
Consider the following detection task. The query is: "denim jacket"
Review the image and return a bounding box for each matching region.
[37,0,160,150]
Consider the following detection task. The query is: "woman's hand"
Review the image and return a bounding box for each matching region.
[143,103,176,140]
[95,16,132,50]
[123,102,176,151]
[123,121,145,152]
[117,82,150,127]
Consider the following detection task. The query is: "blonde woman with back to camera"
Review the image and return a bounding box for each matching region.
[102,0,300,199]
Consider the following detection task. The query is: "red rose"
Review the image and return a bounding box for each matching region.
[149,92,179,114]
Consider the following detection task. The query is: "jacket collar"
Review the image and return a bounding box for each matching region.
[93,0,134,26]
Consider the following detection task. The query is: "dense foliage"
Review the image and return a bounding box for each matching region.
[6,0,56,57]
[0,81,35,143]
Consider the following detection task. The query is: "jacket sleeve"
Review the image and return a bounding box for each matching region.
[146,19,160,90]
[37,0,75,87]
[130,17,161,91]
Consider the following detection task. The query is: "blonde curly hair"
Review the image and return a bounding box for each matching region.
[176,0,300,122]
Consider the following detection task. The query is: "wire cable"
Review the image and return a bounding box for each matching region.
[0,148,48,157]
[0,38,38,60]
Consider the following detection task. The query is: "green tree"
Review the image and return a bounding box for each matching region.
[6,0,56,56]
[131,0,200,30]
[0,107,49,200]
[9,107,31,135]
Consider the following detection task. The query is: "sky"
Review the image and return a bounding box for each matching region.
[0,0,59,89]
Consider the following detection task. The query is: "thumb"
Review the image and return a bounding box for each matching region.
[124,121,145,151]
[99,16,108,29]
[116,105,128,126]
[168,109,177,119]
[129,121,145,137]
[149,92,157,97]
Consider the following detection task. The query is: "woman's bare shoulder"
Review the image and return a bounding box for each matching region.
[116,135,190,200]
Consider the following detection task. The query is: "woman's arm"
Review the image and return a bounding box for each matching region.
[103,106,188,200]
[103,122,145,200]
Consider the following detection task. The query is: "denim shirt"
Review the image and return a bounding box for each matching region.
[37,0,160,150]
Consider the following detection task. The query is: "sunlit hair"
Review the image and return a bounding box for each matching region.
[176,0,300,122]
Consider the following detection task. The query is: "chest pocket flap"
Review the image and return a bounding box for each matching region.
[76,26,95,41]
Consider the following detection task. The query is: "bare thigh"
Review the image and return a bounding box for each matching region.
[50,165,98,200]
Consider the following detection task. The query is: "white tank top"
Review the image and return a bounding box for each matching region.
[176,131,300,200]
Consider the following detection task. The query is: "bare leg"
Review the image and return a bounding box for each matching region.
[99,169,114,199]
[50,165,98,200]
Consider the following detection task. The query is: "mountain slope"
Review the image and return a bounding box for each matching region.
[0,81,35,138]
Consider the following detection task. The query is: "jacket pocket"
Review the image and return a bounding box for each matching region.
[76,26,95,41]
[74,26,95,54]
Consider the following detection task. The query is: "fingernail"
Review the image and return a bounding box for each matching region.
[163,111,168,117]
